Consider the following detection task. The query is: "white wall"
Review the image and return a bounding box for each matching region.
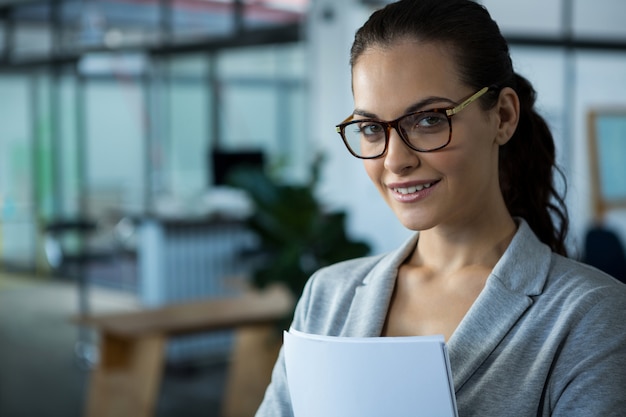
[308,0,626,256]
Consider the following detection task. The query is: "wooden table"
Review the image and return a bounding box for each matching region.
[74,285,293,417]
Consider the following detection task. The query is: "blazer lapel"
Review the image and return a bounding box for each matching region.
[340,233,419,337]
[447,220,552,391]
[447,277,533,391]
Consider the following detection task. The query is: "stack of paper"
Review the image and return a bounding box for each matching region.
[284,328,458,417]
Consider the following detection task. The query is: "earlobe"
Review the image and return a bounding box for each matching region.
[495,87,520,145]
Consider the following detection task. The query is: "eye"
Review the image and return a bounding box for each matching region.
[358,122,384,136]
[402,112,448,132]
[417,112,447,128]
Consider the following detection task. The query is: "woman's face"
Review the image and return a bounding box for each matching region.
[351,41,509,232]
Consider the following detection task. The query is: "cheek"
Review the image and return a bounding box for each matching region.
[427,140,474,172]
[363,160,384,187]
[445,124,499,173]
[429,139,495,189]
[443,149,478,173]
[444,142,499,189]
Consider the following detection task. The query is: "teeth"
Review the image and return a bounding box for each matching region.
[395,183,433,194]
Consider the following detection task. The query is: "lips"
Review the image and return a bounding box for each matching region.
[393,182,435,195]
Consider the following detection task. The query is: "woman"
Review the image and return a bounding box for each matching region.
[256,0,626,416]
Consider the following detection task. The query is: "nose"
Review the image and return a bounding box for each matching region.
[383,127,420,174]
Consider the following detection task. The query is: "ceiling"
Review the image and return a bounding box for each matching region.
[1,0,310,65]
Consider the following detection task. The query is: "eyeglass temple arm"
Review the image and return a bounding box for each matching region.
[336,115,354,132]
[446,86,490,116]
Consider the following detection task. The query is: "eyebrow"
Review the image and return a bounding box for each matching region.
[353,96,457,119]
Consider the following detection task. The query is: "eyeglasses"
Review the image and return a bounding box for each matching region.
[335,86,490,159]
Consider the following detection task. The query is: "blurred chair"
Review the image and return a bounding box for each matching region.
[582,224,626,284]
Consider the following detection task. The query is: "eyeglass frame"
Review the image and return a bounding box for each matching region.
[335,86,492,159]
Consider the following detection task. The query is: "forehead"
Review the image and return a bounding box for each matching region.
[351,41,463,115]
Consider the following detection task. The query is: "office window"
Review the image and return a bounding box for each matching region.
[480,0,563,37]
[510,46,568,167]
[12,3,53,58]
[573,0,626,40]
[166,54,210,199]
[59,0,160,50]
[0,75,36,267]
[216,44,307,179]
[84,78,146,214]
[33,72,55,220]
[54,73,81,217]
[171,0,235,40]
[243,0,307,29]
[219,84,278,151]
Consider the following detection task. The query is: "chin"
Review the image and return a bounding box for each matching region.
[396,214,436,232]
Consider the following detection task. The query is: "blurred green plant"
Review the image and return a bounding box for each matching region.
[227,155,371,300]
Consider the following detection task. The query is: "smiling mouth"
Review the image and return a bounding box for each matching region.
[393,181,437,195]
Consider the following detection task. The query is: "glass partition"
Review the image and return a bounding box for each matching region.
[57,71,81,218]
[84,76,147,215]
[216,43,307,180]
[11,2,53,59]
[33,72,55,221]
[166,54,210,201]
[0,75,36,268]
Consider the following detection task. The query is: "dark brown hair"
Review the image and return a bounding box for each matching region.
[350,0,569,256]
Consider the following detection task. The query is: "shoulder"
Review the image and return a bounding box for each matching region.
[502,219,626,310]
[495,219,626,331]
[528,252,626,360]
[546,253,626,315]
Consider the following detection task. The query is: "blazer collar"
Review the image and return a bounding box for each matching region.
[447,219,552,391]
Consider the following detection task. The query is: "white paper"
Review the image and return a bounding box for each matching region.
[284,328,458,417]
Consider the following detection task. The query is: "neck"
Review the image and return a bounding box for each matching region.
[410,214,517,275]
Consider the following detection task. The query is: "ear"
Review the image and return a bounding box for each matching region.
[494,87,520,145]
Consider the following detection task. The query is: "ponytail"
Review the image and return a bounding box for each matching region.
[499,74,569,256]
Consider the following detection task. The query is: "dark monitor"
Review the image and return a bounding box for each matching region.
[211,149,265,186]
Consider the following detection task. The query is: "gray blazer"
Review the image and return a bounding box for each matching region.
[256,219,626,417]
